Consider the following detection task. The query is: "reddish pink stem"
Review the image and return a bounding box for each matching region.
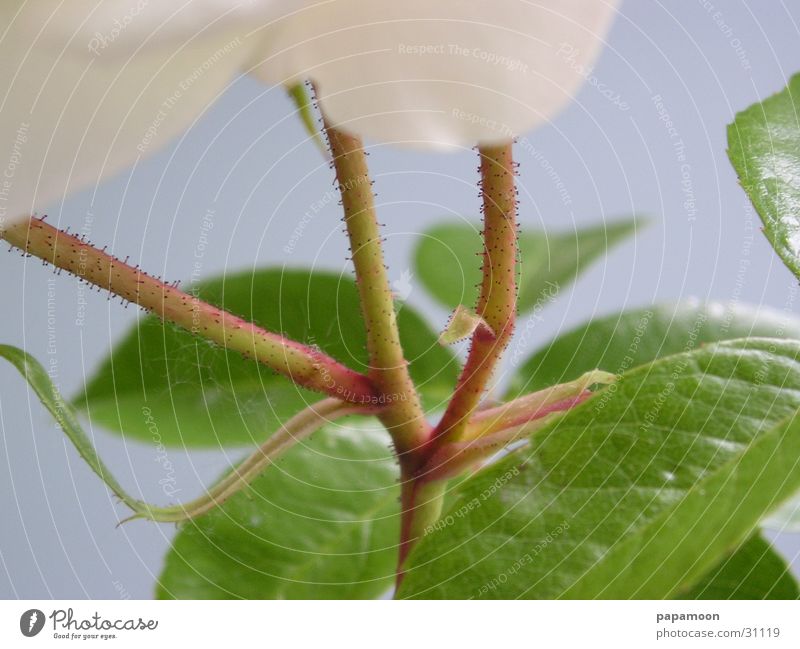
[395,143,519,580]
[1,217,379,404]
[419,393,591,484]
[431,143,518,447]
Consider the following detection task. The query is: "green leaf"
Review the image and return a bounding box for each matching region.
[684,536,799,599]
[398,339,800,599]
[508,301,800,398]
[728,73,800,279]
[75,269,457,447]
[157,418,399,599]
[413,218,639,313]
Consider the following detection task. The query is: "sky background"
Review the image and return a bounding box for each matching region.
[2,0,800,598]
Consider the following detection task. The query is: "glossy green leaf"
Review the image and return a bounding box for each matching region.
[413,218,639,313]
[398,339,800,599]
[684,536,799,599]
[157,418,399,599]
[728,73,800,279]
[508,301,800,398]
[75,269,457,447]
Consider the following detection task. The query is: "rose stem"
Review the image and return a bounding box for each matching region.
[431,143,518,446]
[321,119,438,586]
[391,143,518,585]
[321,126,430,460]
[1,216,379,404]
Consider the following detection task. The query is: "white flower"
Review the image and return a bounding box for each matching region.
[0,1,618,223]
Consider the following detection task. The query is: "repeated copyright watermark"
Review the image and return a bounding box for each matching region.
[138,37,242,153]
[398,42,529,74]
[476,520,570,596]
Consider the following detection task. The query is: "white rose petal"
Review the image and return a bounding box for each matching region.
[0,1,265,224]
[0,1,617,222]
[251,0,619,148]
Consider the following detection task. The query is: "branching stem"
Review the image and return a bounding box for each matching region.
[321,118,436,588]
[321,125,430,461]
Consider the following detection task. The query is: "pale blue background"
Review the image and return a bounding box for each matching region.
[2,0,800,598]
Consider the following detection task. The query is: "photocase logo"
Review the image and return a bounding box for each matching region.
[20,609,45,637]
[16,607,159,639]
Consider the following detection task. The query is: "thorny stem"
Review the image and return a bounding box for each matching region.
[432,143,518,446]
[1,217,378,404]
[0,103,605,600]
[391,143,518,585]
[3,137,594,588]
[321,125,430,461]
[321,118,434,588]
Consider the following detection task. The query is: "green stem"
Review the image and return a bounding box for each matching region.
[396,480,446,588]
[433,143,518,445]
[321,118,435,583]
[321,125,430,461]
[1,217,378,404]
